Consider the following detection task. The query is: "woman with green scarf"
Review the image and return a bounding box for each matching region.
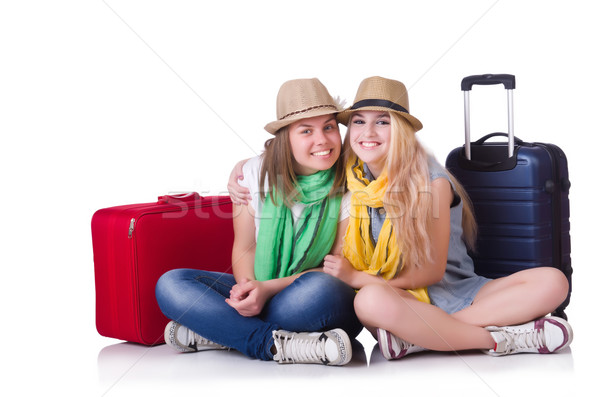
[156,78,362,366]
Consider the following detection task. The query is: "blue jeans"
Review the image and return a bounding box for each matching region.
[155,269,362,361]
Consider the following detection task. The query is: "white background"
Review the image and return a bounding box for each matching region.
[1,0,598,395]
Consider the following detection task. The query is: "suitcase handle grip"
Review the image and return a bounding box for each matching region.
[157,192,201,204]
[461,74,516,91]
[474,132,523,146]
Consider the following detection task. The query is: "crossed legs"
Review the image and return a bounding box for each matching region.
[354,267,569,352]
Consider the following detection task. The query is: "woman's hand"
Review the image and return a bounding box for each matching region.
[323,254,359,287]
[226,278,270,317]
[227,158,251,205]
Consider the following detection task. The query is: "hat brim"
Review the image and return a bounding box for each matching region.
[264,107,341,134]
[337,106,423,133]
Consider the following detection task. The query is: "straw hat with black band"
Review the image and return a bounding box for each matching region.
[337,76,423,132]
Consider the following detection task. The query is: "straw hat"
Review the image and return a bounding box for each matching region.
[337,76,423,132]
[264,78,342,134]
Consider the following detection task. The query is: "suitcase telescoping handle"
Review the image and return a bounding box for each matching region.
[461,74,516,160]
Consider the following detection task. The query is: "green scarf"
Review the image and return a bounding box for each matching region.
[254,169,341,281]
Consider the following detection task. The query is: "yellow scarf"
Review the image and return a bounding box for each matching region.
[343,159,430,303]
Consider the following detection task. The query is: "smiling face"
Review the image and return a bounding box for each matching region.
[287,114,342,176]
[348,110,391,178]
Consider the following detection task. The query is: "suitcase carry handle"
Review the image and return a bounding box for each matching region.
[474,132,523,146]
[157,192,201,204]
[457,132,524,171]
[461,74,516,91]
[462,74,515,160]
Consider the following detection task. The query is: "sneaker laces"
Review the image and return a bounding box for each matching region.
[502,327,545,354]
[185,328,218,349]
[276,333,328,364]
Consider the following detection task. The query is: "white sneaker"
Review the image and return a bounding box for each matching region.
[485,316,573,356]
[272,328,352,366]
[164,321,229,353]
[376,328,427,360]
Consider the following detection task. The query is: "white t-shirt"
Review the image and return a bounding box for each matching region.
[238,156,350,240]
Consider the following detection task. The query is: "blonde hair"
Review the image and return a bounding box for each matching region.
[343,112,477,270]
[260,126,346,207]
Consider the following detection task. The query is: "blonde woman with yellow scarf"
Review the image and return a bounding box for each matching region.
[323,77,572,359]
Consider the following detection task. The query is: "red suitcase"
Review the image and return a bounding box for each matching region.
[92,193,234,345]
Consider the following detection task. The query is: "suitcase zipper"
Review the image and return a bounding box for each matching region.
[128,218,135,238]
[125,197,231,239]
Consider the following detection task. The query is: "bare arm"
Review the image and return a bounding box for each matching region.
[230,202,257,283]
[389,177,451,288]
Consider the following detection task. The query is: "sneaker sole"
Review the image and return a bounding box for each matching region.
[326,329,352,366]
[164,321,195,353]
[377,328,393,360]
[377,328,405,360]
